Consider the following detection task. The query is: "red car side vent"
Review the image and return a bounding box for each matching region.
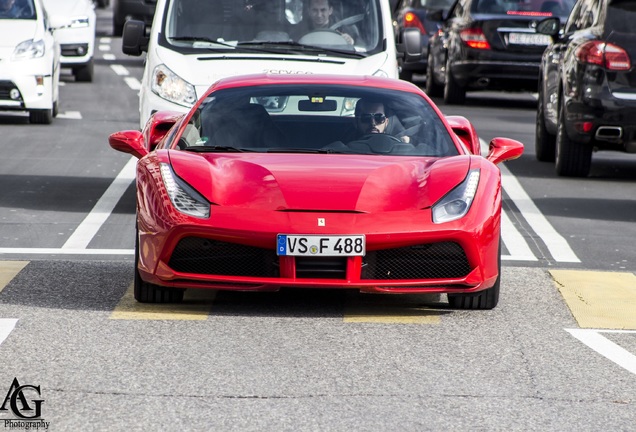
[459,28,491,50]
[575,41,631,71]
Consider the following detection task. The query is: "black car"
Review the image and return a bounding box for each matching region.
[393,0,456,81]
[426,0,575,103]
[535,0,636,177]
[113,0,156,36]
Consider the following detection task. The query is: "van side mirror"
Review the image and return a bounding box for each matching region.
[122,19,149,56]
[536,17,561,38]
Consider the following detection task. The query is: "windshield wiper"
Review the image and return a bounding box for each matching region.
[170,36,283,54]
[266,148,349,154]
[183,146,253,153]
[237,41,366,58]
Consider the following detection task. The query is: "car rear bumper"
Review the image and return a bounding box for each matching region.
[450,60,540,90]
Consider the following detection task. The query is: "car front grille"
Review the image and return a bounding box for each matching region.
[168,238,471,282]
[169,237,279,277]
[361,242,471,280]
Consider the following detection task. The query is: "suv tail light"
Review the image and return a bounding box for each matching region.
[460,28,491,50]
[404,12,426,34]
[575,41,631,71]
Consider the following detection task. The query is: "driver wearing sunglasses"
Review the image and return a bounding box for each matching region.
[354,99,410,142]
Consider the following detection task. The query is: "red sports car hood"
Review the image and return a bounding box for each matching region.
[168,152,472,212]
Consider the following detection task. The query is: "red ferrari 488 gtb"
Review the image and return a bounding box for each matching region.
[109,73,523,309]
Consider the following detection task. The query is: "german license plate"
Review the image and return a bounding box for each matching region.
[277,234,365,256]
[507,32,551,46]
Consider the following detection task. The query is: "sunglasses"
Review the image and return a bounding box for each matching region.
[358,113,387,124]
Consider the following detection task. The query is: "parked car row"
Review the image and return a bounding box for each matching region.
[0,0,96,124]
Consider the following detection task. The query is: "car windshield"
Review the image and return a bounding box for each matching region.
[175,84,458,157]
[0,0,36,19]
[472,0,576,17]
[162,0,383,56]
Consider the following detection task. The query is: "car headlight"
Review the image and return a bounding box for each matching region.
[69,16,90,28]
[160,163,210,218]
[151,64,197,107]
[432,169,480,223]
[12,39,45,60]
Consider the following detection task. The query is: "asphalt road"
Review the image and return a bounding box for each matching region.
[0,6,634,431]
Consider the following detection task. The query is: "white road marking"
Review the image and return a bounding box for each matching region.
[566,329,636,375]
[0,319,18,347]
[62,157,137,249]
[110,64,129,76]
[57,111,82,120]
[100,37,112,43]
[501,210,537,261]
[0,248,132,255]
[102,53,116,61]
[99,44,111,52]
[124,77,141,91]
[500,163,580,263]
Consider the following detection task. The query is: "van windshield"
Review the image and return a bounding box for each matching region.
[162,0,383,56]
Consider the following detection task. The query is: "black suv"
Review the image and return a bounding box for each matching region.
[536,0,636,177]
[426,0,575,104]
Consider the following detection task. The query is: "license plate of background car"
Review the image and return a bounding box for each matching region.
[507,32,551,46]
[277,234,366,256]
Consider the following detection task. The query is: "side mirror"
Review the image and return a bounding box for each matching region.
[122,19,148,56]
[109,130,148,159]
[142,111,185,151]
[536,17,561,38]
[486,137,524,165]
[446,115,481,156]
[398,28,422,62]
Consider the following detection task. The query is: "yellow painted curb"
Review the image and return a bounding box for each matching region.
[550,270,636,330]
[0,261,29,293]
[110,283,215,320]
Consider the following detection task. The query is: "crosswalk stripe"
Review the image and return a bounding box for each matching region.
[0,319,18,348]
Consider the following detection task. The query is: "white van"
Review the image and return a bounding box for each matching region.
[122,0,420,128]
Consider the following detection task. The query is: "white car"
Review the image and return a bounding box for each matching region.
[42,0,96,82]
[0,0,67,124]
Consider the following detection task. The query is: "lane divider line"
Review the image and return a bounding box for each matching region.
[566,328,636,376]
[62,157,136,250]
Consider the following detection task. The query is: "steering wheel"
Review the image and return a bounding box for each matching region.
[359,134,402,144]
[354,133,403,154]
[298,29,350,46]
[329,14,365,31]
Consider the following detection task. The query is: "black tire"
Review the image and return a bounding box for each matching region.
[134,225,185,303]
[399,68,413,82]
[535,89,556,162]
[443,58,466,105]
[74,60,94,82]
[113,18,124,37]
[448,239,500,310]
[29,109,53,124]
[425,51,443,98]
[555,100,592,177]
[53,100,59,118]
